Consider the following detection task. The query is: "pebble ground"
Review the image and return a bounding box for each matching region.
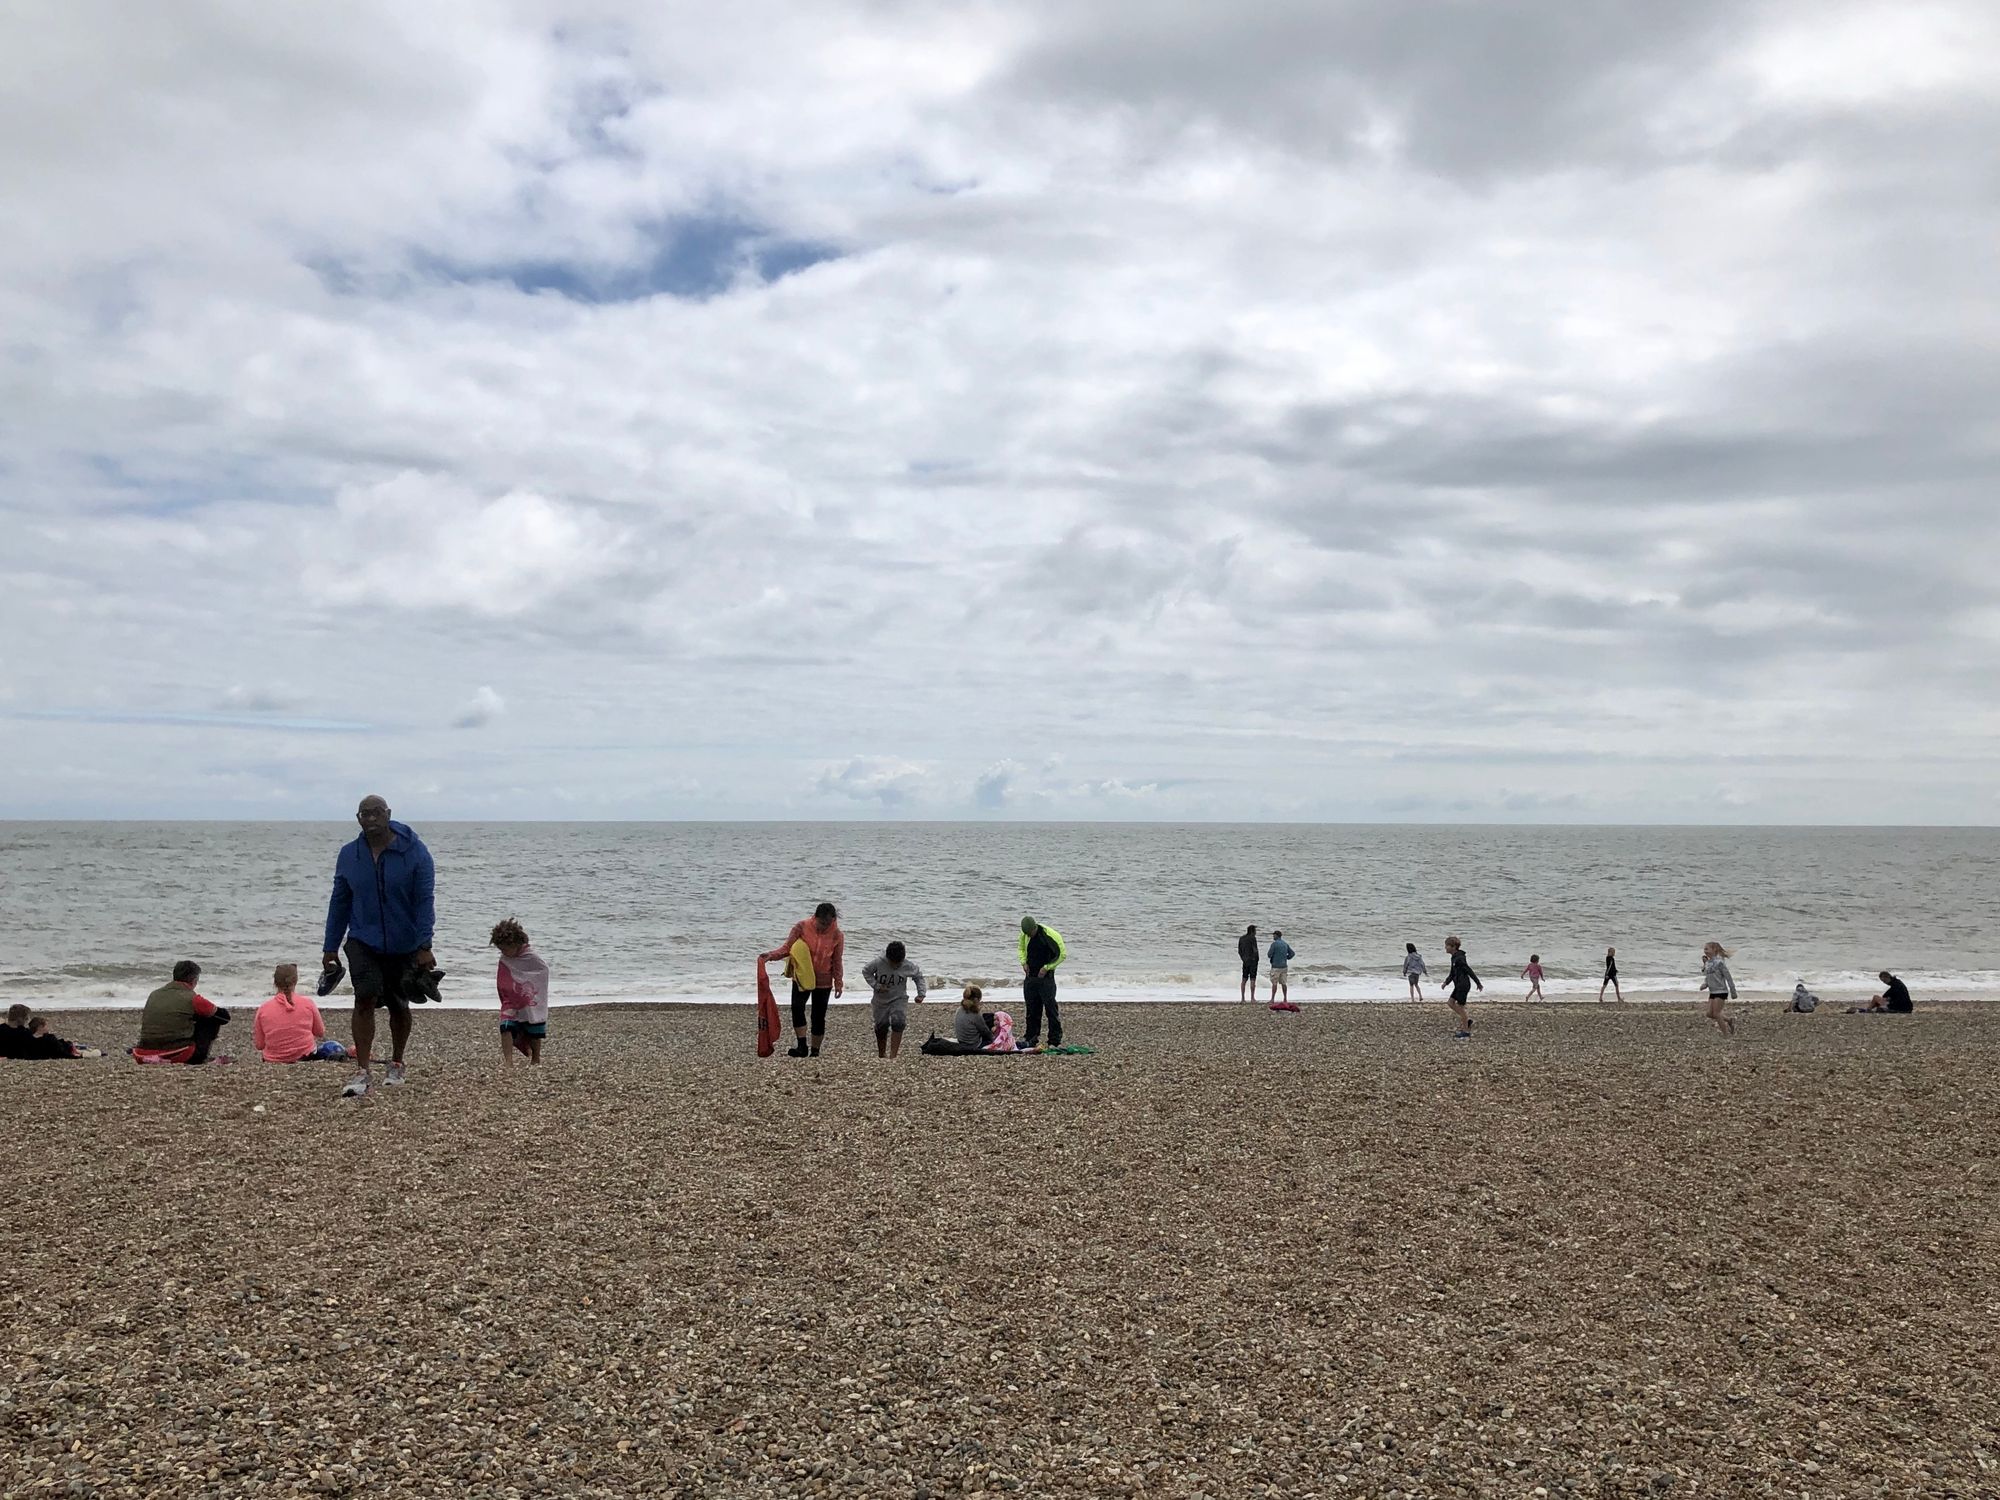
[4,1000,1996,1498]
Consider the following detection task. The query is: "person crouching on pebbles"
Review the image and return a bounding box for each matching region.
[862,940,926,1059]
[491,919,550,1067]
[1700,941,1738,1036]
[1442,936,1481,1039]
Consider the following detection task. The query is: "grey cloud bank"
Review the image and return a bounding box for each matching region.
[2,0,1996,822]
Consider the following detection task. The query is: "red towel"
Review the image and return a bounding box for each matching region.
[756,964,781,1058]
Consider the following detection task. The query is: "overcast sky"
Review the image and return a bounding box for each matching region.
[3,0,1997,822]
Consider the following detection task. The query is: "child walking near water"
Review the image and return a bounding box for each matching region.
[491,918,550,1066]
[1521,954,1545,1002]
[1442,936,1482,1038]
[1598,946,1622,1004]
[1700,941,1737,1037]
[1402,943,1426,1001]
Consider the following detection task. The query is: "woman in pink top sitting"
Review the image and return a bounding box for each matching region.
[253,964,349,1063]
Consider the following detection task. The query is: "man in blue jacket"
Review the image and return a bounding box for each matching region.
[323,794,436,1097]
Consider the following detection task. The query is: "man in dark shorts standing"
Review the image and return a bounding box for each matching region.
[1237,924,1258,1002]
[323,794,436,1097]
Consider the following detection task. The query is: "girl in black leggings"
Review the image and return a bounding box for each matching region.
[759,902,846,1057]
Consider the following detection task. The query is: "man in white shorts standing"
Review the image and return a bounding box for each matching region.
[1267,929,1296,1003]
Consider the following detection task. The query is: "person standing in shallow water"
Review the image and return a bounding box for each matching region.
[1402,943,1426,1001]
[323,794,436,1098]
[1266,930,1295,1004]
[1237,925,1259,1003]
[1019,915,1066,1048]
[759,902,844,1057]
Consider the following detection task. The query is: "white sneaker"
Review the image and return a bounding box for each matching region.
[341,1070,371,1098]
[384,1062,408,1086]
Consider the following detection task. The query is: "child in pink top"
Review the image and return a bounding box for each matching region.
[1521,955,1545,1002]
[252,964,347,1063]
[492,918,551,1066]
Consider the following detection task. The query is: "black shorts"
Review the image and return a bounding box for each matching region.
[1449,985,1472,1004]
[1708,993,1729,1002]
[346,940,415,1010]
[1241,960,1258,980]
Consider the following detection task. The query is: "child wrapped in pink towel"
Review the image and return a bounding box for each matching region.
[983,1010,1021,1052]
[492,918,550,1066]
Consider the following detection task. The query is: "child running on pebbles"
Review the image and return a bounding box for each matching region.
[491,918,550,1067]
[1700,941,1738,1036]
[1442,936,1482,1039]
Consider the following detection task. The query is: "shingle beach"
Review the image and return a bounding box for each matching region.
[5,1001,1996,1498]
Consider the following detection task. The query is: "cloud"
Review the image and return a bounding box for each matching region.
[814,757,932,808]
[451,686,506,730]
[973,760,1020,809]
[217,683,303,713]
[309,475,630,618]
[1,0,1996,821]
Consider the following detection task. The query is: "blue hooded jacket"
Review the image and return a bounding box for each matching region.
[323,820,436,955]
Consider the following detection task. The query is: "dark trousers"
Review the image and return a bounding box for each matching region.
[189,1012,227,1064]
[791,985,831,1036]
[1023,972,1062,1046]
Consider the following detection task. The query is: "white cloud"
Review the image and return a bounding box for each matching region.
[1,0,1996,821]
[217,683,303,713]
[309,474,629,617]
[814,758,934,808]
[452,686,507,730]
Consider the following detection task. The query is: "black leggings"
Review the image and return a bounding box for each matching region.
[791,985,831,1035]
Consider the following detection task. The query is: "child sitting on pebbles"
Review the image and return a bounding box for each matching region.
[2,1005,100,1059]
[491,918,550,1067]
[954,986,996,1050]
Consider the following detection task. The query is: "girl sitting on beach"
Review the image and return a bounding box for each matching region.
[1700,941,1738,1036]
[1402,944,1426,1001]
[1521,954,1545,1002]
[954,986,996,1050]
[492,918,551,1066]
[252,965,348,1063]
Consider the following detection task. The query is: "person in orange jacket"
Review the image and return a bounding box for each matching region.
[759,902,845,1057]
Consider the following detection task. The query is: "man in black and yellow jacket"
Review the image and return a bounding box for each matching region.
[1018,916,1067,1048]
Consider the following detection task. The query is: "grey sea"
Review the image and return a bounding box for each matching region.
[2,821,1994,1009]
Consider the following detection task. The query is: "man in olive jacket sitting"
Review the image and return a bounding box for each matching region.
[135,960,230,1064]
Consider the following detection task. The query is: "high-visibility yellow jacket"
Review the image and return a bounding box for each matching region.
[1018,925,1066,971]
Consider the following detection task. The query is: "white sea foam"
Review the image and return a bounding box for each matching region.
[4,821,1995,1011]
